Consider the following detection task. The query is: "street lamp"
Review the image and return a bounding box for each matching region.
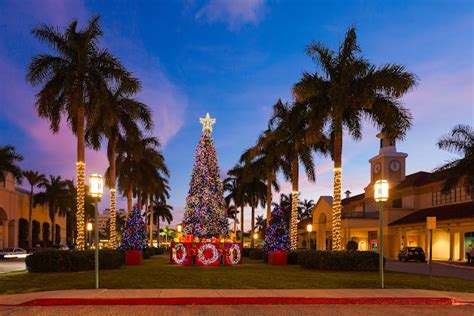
[89,174,103,290]
[177,224,182,233]
[374,179,389,289]
[306,223,313,250]
[87,222,93,249]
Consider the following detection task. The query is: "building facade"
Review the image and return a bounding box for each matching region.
[310,134,474,260]
[0,173,67,248]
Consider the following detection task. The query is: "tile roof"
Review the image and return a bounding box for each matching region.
[393,170,449,190]
[341,193,365,206]
[389,202,474,226]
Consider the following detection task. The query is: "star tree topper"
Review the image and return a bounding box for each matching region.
[199,113,216,133]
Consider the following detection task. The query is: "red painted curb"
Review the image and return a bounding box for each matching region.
[3,297,471,306]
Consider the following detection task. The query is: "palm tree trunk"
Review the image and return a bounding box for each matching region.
[108,138,117,248]
[149,196,153,247]
[251,201,255,248]
[266,173,272,226]
[28,187,33,249]
[76,106,86,250]
[51,208,56,246]
[240,204,244,242]
[290,157,299,250]
[332,129,343,251]
[233,209,237,235]
[157,216,160,248]
[127,186,133,214]
[137,192,142,211]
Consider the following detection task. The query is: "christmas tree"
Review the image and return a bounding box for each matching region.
[119,207,147,250]
[183,113,228,238]
[263,205,289,253]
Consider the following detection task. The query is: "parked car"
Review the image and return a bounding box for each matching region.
[0,248,29,259]
[398,247,426,262]
[52,244,69,251]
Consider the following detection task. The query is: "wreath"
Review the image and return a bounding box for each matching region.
[198,243,219,265]
[172,243,187,265]
[227,244,241,265]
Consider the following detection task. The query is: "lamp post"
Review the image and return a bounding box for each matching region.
[253,233,258,247]
[86,222,93,250]
[89,174,103,290]
[374,179,389,289]
[306,224,313,250]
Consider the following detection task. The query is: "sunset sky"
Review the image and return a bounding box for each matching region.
[0,0,472,228]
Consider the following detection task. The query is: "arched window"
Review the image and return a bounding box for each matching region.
[42,222,50,246]
[18,218,28,248]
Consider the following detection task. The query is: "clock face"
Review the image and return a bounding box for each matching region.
[373,163,381,175]
[390,160,401,172]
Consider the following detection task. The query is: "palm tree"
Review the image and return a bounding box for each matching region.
[269,100,326,250]
[225,165,248,241]
[225,205,239,234]
[27,16,139,250]
[272,193,300,228]
[255,215,267,234]
[22,170,47,248]
[435,124,474,193]
[299,199,315,221]
[151,201,173,247]
[34,175,70,245]
[293,26,417,250]
[0,145,23,183]
[86,81,152,248]
[240,128,283,226]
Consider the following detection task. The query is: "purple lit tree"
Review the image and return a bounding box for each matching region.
[119,207,147,250]
[182,114,228,238]
[264,205,289,253]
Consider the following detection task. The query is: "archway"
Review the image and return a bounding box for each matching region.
[0,207,8,248]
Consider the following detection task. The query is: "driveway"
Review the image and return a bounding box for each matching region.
[386,260,474,280]
[0,259,26,273]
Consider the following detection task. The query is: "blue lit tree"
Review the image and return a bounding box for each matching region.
[119,207,147,250]
[264,205,289,253]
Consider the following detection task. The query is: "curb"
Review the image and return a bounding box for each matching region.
[1,297,473,306]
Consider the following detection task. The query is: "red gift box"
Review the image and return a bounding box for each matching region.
[125,250,143,265]
[170,242,193,265]
[195,243,221,266]
[268,250,287,265]
[224,242,242,265]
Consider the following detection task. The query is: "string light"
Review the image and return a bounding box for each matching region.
[109,188,117,249]
[120,206,147,250]
[76,162,86,250]
[264,205,289,253]
[182,114,228,238]
[290,190,299,250]
[332,167,342,250]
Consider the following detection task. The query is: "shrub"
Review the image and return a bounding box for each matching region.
[346,240,358,251]
[155,247,165,255]
[297,250,382,271]
[26,250,124,273]
[249,248,265,260]
[242,248,254,257]
[287,250,304,265]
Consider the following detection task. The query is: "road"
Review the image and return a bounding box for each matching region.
[385,260,474,280]
[0,305,473,316]
[0,259,26,273]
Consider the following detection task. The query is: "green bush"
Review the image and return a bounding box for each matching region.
[242,248,254,257]
[155,247,165,255]
[346,240,358,251]
[297,250,382,271]
[249,248,265,260]
[26,250,124,273]
[287,250,303,265]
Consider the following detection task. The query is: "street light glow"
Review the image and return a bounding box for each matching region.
[89,174,103,198]
[374,179,389,202]
[87,222,93,231]
[306,223,313,233]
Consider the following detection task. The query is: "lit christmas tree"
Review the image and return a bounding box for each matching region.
[119,207,147,250]
[183,113,228,238]
[263,205,289,253]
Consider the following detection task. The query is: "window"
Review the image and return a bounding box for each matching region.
[392,198,402,208]
[432,186,473,206]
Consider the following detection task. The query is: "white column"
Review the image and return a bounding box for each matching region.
[459,232,465,261]
[449,231,455,261]
[12,220,18,248]
[2,220,9,248]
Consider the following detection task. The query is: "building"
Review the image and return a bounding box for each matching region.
[96,208,126,235]
[310,133,474,260]
[0,173,66,248]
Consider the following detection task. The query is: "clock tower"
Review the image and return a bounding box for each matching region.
[368,133,407,188]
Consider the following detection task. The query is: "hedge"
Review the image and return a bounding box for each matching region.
[26,250,124,273]
[287,250,304,265]
[143,247,165,259]
[297,250,383,271]
[242,248,254,257]
[249,249,265,260]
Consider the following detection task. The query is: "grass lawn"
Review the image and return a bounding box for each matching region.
[0,256,473,295]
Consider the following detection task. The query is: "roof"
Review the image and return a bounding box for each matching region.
[389,202,474,226]
[297,218,312,229]
[341,193,364,206]
[393,170,449,191]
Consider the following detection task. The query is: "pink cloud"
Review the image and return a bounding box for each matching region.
[195,0,266,30]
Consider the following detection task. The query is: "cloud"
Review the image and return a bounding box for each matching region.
[195,0,266,30]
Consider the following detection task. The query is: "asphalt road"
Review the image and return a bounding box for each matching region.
[0,259,26,273]
[385,260,474,280]
[0,305,473,316]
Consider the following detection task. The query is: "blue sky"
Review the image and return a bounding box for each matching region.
[0,0,472,228]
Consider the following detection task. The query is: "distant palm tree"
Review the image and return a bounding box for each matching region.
[435,124,474,193]
[86,81,152,248]
[225,165,249,241]
[255,215,267,235]
[27,16,139,250]
[151,201,173,247]
[272,193,301,228]
[299,199,315,221]
[293,26,417,250]
[0,145,23,183]
[269,101,326,250]
[35,176,70,245]
[22,170,47,248]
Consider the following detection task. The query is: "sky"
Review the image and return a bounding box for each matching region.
[0,0,473,229]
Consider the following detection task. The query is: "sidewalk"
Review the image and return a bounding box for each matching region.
[0,289,473,306]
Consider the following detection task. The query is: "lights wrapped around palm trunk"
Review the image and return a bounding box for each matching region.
[76,161,86,250]
[290,191,299,250]
[109,188,117,248]
[332,167,342,250]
